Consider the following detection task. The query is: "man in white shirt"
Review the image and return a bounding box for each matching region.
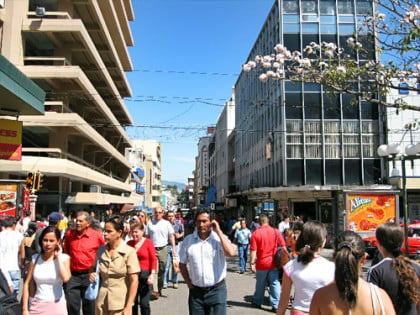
[179,210,236,315]
[278,215,290,235]
[146,207,176,297]
[0,216,23,296]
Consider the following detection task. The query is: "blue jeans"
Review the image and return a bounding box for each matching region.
[163,244,179,286]
[252,269,280,308]
[8,270,20,297]
[237,244,248,272]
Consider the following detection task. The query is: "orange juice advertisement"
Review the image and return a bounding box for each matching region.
[347,194,396,233]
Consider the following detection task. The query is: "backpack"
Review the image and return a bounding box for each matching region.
[0,270,21,315]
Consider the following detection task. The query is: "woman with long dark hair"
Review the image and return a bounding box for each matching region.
[277,221,335,315]
[368,223,419,314]
[310,230,395,315]
[22,226,71,315]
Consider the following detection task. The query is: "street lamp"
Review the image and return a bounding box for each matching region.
[377,143,420,255]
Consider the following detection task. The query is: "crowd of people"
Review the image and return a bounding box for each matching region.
[0,209,418,315]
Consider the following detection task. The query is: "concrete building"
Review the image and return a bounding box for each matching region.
[132,140,162,209]
[195,136,212,206]
[385,78,420,221]
[0,0,137,216]
[231,0,391,235]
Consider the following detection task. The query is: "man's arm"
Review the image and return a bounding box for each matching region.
[179,263,193,288]
[211,220,237,257]
[250,249,257,273]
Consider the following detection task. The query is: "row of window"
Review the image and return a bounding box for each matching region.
[283,0,373,16]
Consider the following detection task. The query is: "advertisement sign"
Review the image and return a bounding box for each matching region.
[0,119,22,160]
[0,183,18,217]
[347,194,396,233]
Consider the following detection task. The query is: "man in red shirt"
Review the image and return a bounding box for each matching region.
[63,211,104,315]
[249,214,285,312]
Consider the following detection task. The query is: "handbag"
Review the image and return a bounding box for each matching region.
[273,228,290,269]
[84,245,105,301]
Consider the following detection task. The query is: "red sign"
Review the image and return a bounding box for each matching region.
[0,119,22,160]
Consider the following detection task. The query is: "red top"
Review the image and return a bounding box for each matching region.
[63,227,105,271]
[250,225,285,270]
[127,238,157,271]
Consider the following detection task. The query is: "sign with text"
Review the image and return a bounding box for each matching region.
[347,194,397,233]
[0,183,18,217]
[0,119,22,160]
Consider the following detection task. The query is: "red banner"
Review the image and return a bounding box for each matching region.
[0,119,22,160]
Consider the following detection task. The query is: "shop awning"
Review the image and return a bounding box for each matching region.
[65,192,140,205]
[131,172,142,184]
[136,167,145,178]
[0,55,45,115]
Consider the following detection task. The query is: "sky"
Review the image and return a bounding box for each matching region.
[125,0,274,183]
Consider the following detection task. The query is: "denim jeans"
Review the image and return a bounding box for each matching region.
[252,268,280,308]
[8,270,20,297]
[163,244,179,286]
[189,281,227,315]
[237,244,248,272]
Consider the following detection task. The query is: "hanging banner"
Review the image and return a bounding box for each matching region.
[0,183,18,217]
[0,119,22,160]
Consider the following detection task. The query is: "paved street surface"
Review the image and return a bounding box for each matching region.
[150,253,299,315]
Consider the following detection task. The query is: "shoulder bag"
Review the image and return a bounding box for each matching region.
[84,245,105,301]
[273,228,290,269]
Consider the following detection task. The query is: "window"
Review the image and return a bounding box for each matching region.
[284,34,300,52]
[363,159,380,184]
[345,160,361,185]
[398,83,409,95]
[324,93,340,119]
[338,0,354,14]
[356,0,373,15]
[306,160,323,184]
[302,0,318,14]
[286,93,303,119]
[287,160,304,185]
[361,101,378,119]
[325,160,342,184]
[342,94,359,119]
[320,0,336,15]
[304,93,321,119]
[283,0,299,14]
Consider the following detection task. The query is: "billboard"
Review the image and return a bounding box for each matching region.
[0,119,22,160]
[0,183,18,217]
[347,194,397,233]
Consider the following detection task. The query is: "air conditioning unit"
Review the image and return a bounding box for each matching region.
[89,185,101,193]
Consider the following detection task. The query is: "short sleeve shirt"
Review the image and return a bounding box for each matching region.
[147,219,175,248]
[234,228,251,245]
[250,225,285,270]
[179,231,227,287]
[0,230,23,271]
[97,242,140,311]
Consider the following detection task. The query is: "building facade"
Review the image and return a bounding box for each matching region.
[233,0,388,234]
[0,0,137,215]
[195,136,212,205]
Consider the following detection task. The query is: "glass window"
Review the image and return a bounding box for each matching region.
[302,23,319,34]
[283,0,299,14]
[339,23,355,34]
[320,24,337,34]
[342,94,359,119]
[287,160,304,185]
[285,81,302,92]
[284,23,300,33]
[345,160,361,185]
[284,15,300,23]
[339,16,355,23]
[302,0,318,14]
[306,160,323,184]
[304,83,321,91]
[320,0,336,15]
[325,160,342,184]
[302,15,319,22]
[321,34,337,46]
[286,93,303,119]
[356,0,373,15]
[324,93,340,119]
[304,94,321,119]
[361,101,378,119]
[284,34,300,52]
[321,15,337,23]
[358,34,375,60]
[302,34,319,53]
[363,159,380,184]
[338,0,354,14]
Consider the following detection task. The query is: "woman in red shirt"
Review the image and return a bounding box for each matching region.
[127,221,157,315]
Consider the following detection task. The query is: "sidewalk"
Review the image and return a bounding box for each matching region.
[150,255,290,315]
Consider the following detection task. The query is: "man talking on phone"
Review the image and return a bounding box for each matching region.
[179,210,237,315]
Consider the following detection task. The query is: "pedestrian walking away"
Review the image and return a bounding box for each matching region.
[249,214,285,312]
[234,219,251,274]
[277,220,335,315]
[63,211,104,315]
[367,222,420,315]
[179,209,237,315]
[310,230,395,315]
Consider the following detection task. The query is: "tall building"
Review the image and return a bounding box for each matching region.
[233,0,388,234]
[0,0,137,215]
[195,136,212,205]
[132,140,162,209]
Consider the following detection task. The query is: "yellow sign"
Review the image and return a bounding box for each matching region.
[0,119,22,160]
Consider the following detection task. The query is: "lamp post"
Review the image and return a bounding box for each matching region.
[377,143,420,255]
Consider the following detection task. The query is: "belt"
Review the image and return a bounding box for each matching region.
[155,246,167,251]
[71,270,90,275]
[193,279,225,291]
